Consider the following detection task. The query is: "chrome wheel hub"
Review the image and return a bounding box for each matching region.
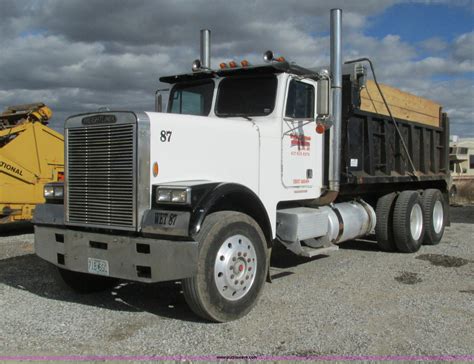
[214,234,257,301]
[433,200,444,234]
[410,204,423,241]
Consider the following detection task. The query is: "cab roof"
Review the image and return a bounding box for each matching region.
[159,62,318,84]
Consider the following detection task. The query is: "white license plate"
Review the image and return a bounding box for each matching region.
[88,257,109,276]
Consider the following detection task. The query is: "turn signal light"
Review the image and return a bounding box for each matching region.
[315,123,326,134]
[152,162,159,177]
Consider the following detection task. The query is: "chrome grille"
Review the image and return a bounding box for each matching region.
[67,123,136,229]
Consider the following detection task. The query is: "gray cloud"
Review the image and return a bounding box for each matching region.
[420,37,448,52]
[0,0,472,137]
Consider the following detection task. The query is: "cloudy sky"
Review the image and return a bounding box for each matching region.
[0,0,472,136]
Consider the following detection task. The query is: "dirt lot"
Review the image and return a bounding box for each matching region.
[0,206,473,358]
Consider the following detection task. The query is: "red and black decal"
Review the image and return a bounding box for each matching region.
[290,134,311,151]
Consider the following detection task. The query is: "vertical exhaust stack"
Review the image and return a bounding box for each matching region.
[200,29,211,69]
[329,8,342,192]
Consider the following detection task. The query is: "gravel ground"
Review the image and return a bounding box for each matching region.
[0,206,473,357]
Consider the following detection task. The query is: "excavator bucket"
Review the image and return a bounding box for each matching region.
[0,103,64,223]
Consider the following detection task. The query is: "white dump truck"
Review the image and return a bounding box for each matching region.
[34,9,450,322]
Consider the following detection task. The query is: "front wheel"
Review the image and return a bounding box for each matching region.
[182,211,268,322]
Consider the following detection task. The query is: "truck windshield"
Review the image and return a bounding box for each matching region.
[216,75,277,117]
[168,80,214,116]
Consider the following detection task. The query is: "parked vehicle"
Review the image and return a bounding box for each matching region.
[1,103,64,224]
[34,9,450,322]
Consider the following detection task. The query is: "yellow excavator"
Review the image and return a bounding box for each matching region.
[0,103,64,224]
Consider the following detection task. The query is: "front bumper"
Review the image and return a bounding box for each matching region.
[34,204,198,283]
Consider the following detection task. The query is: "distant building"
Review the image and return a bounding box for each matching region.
[450,136,474,176]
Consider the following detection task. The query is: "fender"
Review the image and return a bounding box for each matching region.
[189,183,273,244]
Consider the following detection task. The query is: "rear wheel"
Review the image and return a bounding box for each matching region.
[422,189,446,245]
[375,192,398,252]
[182,211,268,322]
[57,268,118,293]
[393,191,425,253]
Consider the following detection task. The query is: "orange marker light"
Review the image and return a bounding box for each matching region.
[219,62,227,69]
[229,61,238,68]
[315,123,326,134]
[152,162,159,177]
[241,60,249,67]
[276,56,286,62]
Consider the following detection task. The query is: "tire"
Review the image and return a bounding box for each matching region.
[58,268,118,293]
[375,193,398,252]
[182,211,268,322]
[393,191,425,253]
[422,189,446,245]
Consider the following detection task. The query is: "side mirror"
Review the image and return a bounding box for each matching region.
[155,91,163,112]
[317,78,330,118]
[154,88,169,112]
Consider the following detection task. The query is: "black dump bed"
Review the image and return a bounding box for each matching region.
[338,75,450,197]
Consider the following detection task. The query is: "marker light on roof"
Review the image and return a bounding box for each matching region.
[241,60,249,67]
[228,61,238,68]
[219,62,227,69]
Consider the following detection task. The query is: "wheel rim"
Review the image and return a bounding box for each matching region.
[410,204,423,241]
[214,234,257,301]
[433,200,444,234]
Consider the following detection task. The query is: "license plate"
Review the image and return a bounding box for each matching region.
[88,257,109,276]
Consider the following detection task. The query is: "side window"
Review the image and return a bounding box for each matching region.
[168,80,214,116]
[171,91,203,115]
[285,80,315,119]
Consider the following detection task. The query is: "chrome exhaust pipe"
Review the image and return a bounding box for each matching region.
[329,8,342,192]
[200,29,211,69]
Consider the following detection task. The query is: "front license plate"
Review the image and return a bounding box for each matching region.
[88,257,109,276]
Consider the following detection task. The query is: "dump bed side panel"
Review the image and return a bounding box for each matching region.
[339,76,450,195]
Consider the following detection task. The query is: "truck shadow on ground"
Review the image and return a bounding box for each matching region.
[0,253,203,322]
[338,235,381,252]
[449,205,474,224]
[0,235,395,322]
[2,246,348,322]
[0,222,33,237]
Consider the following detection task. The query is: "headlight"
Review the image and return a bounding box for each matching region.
[157,189,172,202]
[156,187,190,204]
[44,184,64,200]
[44,185,55,198]
[171,190,187,203]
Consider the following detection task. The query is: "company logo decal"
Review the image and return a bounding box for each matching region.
[290,134,311,150]
[290,133,311,157]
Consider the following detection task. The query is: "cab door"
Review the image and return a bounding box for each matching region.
[281,77,319,189]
